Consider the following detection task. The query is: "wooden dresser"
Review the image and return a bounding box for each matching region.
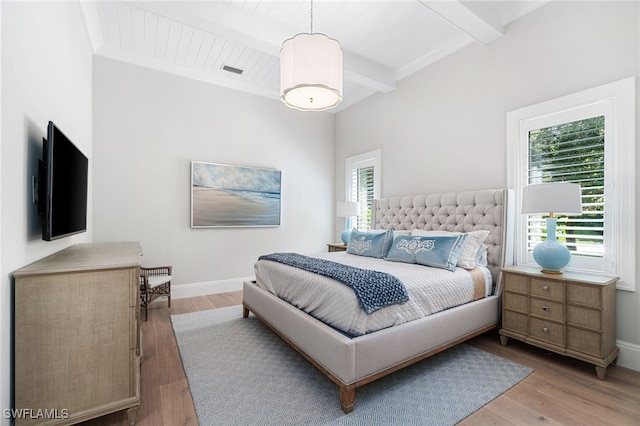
[14,242,142,425]
[499,265,618,379]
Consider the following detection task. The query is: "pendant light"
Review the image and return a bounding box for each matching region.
[280,0,343,111]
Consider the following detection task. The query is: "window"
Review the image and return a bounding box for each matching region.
[507,77,635,290]
[526,116,605,259]
[345,149,381,231]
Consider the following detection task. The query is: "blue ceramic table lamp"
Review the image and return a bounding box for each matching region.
[522,183,582,274]
[336,201,359,244]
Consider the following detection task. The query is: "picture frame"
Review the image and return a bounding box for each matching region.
[191,161,281,228]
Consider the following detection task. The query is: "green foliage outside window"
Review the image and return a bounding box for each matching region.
[528,116,605,258]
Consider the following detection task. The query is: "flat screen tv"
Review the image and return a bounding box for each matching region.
[38,121,88,241]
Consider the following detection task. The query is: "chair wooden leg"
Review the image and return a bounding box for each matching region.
[141,293,148,322]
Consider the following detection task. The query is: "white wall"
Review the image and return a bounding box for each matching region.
[336,0,640,369]
[0,1,93,423]
[92,57,335,297]
[2,7,638,421]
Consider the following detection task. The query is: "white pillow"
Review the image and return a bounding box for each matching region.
[476,243,488,267]
[411,229,490,269]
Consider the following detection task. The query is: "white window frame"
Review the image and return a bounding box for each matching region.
[345,149,381,230]
[507,77,636,291]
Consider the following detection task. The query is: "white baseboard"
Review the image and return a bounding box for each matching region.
[616,339,640,372]
[172,276,252,300]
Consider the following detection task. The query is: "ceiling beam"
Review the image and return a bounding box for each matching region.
[419,0,504,45]
[127,1,396,93]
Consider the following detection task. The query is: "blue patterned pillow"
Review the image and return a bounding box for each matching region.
[347,229,394,258]
[386,234,468,272]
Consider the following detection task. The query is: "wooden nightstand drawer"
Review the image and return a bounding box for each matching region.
[504,273,528,293]
[567,326,601,356]
[567,305,601,330]
[503,310,528,334]
[567,283,602,308]
[500,265,618,380]
[504,291,528,312]
[530,298,564,322]
[530,318,564,346]
[530,278,564,301]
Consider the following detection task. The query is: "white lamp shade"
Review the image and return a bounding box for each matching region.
[336,201,359,217]
[522,183,582,215]
[280,33,343,111]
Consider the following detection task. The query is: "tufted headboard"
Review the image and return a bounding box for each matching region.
[371,188,514,294]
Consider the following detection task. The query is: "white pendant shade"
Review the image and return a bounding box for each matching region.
[280,33,343,111]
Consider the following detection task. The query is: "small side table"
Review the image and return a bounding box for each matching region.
[500,265,618,379]
[327,243,347,252]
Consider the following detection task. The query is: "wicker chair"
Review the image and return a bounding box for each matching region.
[139,266,172,321]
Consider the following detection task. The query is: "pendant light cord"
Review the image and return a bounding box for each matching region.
[310,0,314,34]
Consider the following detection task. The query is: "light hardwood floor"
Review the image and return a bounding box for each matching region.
[84,291,640,426]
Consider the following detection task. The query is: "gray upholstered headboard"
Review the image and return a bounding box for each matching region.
[371,188,514,293]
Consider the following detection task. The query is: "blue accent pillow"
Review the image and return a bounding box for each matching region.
[386,234,468,272]
[347,229,394,259]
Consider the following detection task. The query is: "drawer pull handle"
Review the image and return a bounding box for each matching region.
[542,305,549,311]
[542,285,549,291]
[542,326,549,333]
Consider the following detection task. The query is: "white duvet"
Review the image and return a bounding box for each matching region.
[254,252,493,337]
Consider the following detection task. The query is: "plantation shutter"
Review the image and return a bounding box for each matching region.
[527,116,605,259]
[350,165,375,230]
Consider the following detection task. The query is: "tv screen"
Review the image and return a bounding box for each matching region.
[40,121,88,241]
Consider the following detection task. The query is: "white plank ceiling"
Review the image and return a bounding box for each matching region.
[80,1,549,112]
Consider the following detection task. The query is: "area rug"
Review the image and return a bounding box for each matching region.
[171,305,532,426]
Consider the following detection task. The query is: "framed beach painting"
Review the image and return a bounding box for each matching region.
[191,161,281,228]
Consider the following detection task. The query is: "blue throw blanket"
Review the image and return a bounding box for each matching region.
[258,252,409,314]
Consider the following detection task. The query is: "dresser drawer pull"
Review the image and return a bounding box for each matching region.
[542,326,549,333]
[542,285,549,291]
[542,305,549,311]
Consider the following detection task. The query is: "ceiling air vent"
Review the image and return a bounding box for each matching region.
[222,65,244,75]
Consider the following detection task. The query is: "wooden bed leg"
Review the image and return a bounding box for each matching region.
[340,384,355,414]
[242,305,250,318]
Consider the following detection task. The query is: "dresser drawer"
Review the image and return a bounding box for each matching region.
[504,273,528,293]
[530,317,564,346]
[503,310,528,334]
[504,291,528,312]
[531,278,564,301]
[530,298,564,322]
[567,282,602,308]
[567,305,601,331]
[567,326,601,357]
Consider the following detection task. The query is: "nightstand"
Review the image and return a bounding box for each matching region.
[499,265,618,379]
[327,243,348,252]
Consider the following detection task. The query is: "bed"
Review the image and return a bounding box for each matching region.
[243,188,514,413]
